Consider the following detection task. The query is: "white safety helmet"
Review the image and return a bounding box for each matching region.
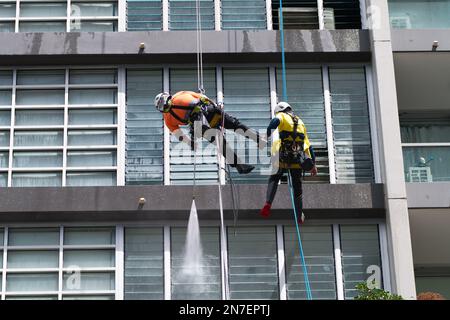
[274,101,292,114]
[154,92,171,113]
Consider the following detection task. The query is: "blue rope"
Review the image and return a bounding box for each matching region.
[288,170,313,300]
[279,0,288,101]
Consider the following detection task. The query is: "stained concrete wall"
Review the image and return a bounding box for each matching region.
[0,184,385,223]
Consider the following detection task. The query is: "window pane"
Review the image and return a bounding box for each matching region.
[69,109,117,125]
[66,171,116,186]
[0,3,16,18]
[64,250,114,268]
[401,117,450,143]
[126,69,164,185]
[71,2,118,16]
[0,90,12,105]
[0,131,10,146]
[8,228,59,246]
[124,228,164,300]
[389,0,450,29]
[340,225,382,299]
[13,151,63,168]
[16,90,65,105]
[69,89,117,105]
[0,228,4,246]
[171,227,221,299]
[67,150,116,167]
[12,172,62,187]
[403,146,450,182]
[19,21,67,32]
[0,173,7,187]
[0,22,14,32]
[222,0,267,30]
[68,130,116,146]
[6,273,58,292]
[127,0,162,31]
[63,272,115,291]
[64,227,115,245]
[284,225,336,300]
[0,71,13,85]
[17,70,65,86]
[6,295,58,300]
[63,295,114,300]
[15,110,64,126]
[0,110,10,125]
[69,69,117,85]
[7,250,59,269]
[14,131,63,146]
[20,2,67,17]
[227,227,279,300]
[0,151,8,168]
[169,0,215,30]
[74,21,117,31]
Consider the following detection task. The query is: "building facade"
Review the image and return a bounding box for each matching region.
[0,0,447,300]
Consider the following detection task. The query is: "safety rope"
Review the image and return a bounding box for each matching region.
[279,0,312,300]
[196,0,204,94]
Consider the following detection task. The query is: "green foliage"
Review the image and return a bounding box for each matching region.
[354,281,404,300]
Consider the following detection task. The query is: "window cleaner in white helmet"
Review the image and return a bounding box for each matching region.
[155,91,267,174]
[260,102,318,223]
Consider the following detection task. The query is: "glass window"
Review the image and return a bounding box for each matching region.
[0,110,11,126]
[171,227,221,299]
[12,172,62,187]
[67,151,117,167]
[0,173,7,187]
[63,250,115,268]
[69,89,117,105]
[63,272,115,291]
[69,69,117,85]
[0,71,13,85]
[0,90,12,105]
[389,0,450,29]
[284,225,336,300]
[7,251,59,269]
[416,276,450,299]
[64,227,115,246]
[71,2,118,17]
[16,90,65,105]
[75,21,118,31]
[0,22,14,32]
[222,0,267,30]
[0,228,4,246]
[340,225,382,299]
[20,2,67,17]
[19,21,66,32]
[169,0,215,30]
[69,109,117,125]
[6,295,58,300]
[127,0,162,31]
[17,70,65,86]
[15,110,64,126]
[68,130,116,146]
[66,171,116,186]
[13,151,63,168]
[227,227,279,299]
[403,146,450,182]
[0,3,16,18]
[14,131,63,146]
[0,151,9,168]
[63,295,114,300]
[329,67,373,184]
[0,130,10,146]
[401,117,450,143]
[124,228,164,300]
[6,273,59,292]
[8,228,59,246]
[126,69,164,185]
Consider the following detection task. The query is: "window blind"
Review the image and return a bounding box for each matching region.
[127,0,163,31]
[221,0,267,30]
[169,0,215,30]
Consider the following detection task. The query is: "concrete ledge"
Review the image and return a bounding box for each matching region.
[0,29,371,65]
[407,182,450,208]
[392,29,450,52]
[0,183,385,222]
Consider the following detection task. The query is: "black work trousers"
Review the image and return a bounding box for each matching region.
[266,168,303,215]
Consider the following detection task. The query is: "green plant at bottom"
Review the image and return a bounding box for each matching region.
[354,281,404,300]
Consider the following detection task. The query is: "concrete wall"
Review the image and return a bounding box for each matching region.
[391,29,450,52]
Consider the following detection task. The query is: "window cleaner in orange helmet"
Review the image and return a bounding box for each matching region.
[259,102,318,223]
[155,91,266,174]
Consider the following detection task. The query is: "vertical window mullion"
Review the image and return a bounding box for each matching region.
[317,0,324,30]
[378,223,392,292]
[220,224,229,300]
[276,225,287,300]
[58,226,64,300]
[15,0,20,32]
[332,224,344,300]
[7,70,16,187]
[360,0,367,29]
[118,0,127,31]
[163,67,170,185]
[216,66,225,184]
[163,226,171,300]
[322,66,336,184]
[266,0,272,30]
[1,227,8,300]
[62,69,69,187]
[115,225,124,300]
[214,0,221,31]
[162,0,169,31]
[117,67,126,186]
[269,66,279,142]
[67,0,72,32]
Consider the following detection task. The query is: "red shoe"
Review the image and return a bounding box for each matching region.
[260,202,272,218]
[298,212,305,225]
